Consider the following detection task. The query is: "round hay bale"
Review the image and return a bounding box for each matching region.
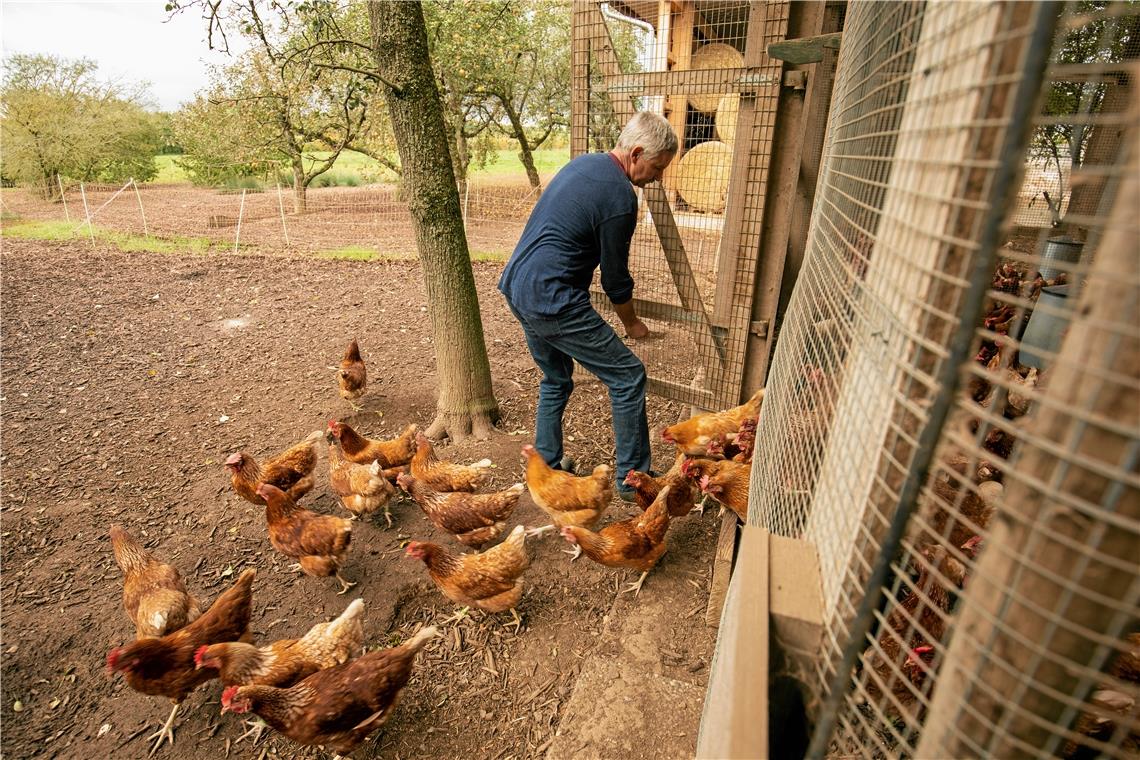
[715,93,739,144]
[689,43,744,113]
[676,140,734,214]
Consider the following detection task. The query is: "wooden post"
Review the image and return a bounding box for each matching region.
[706,509,739,627]
[234,188,246,254]
[276,182,290,246]
[661,0,695,203]
[570,1,591,156]
[916,105,1139,760]
[697,524,769,759]
[131,179,149,237]
[78,182,96,249]
[57,174,70,223]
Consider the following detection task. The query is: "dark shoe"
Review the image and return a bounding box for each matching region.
[617,485,637,503]
[558,456,578,475]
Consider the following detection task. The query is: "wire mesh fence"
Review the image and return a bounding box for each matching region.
[0,177,541,258]
[745,0,1138,757]
[574,0,789,410]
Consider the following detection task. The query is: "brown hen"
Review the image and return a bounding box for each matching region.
[225,431,322,505]
[220,626,438,756]
[327,432,395,525]
[560,486,672,594]
[661,387,764,456]
[406,524,529,629]
[337,338,367,411]
[257,483,355,594]
[397,472,523,547]
[522,444,611,542]
[328,420,416,471]
[107,568,256,754]
[195,598,365,744]
[409,430,493,492]
[110,524,201,639]
[622,454,698,517]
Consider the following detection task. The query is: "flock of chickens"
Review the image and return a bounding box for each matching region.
[103,339,767,757]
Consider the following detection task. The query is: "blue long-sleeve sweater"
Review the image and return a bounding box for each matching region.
[498,153,637,316]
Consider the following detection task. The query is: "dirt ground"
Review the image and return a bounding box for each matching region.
[0,238,719,759]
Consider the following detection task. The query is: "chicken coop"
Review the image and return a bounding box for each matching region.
[665,0,1139,758]
[572,0,844,412]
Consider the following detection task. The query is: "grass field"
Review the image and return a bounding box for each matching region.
[151,147,570,186]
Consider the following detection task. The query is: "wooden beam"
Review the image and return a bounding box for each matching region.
[767,31,842,64]
[571,1,591,156]
[590,290,731,335]
[609,67,780,97]
[706,509,740,627]
[647,376,717,409]
[697,524,769,759]
[645,183,727,366]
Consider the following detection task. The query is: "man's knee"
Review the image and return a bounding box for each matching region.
[609,361,646,401]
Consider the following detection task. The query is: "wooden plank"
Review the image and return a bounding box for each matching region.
[590,290,730,335]
[571,1,591,156]
[609,66,779,96]
[645,183,727,366]
[647,376,716,410]
[697,524,769,759]
[742,0,825,393]
[768,534,824,655]
[766,31,841,64]
[706,509,740,627]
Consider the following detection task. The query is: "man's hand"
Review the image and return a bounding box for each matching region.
[625,318,650,340]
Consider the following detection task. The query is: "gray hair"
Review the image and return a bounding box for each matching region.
[615,111,678,158]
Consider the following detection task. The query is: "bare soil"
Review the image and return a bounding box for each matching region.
[0,238,718,760]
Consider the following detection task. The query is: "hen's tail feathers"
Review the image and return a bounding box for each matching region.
[403,626,440,653]
[303,430,324,446]
[471,458,493,468]
[505,483,525,494]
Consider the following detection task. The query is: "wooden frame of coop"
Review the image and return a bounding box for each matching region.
[571,0,845,411]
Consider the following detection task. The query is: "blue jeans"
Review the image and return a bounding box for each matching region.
[507,302,650,483]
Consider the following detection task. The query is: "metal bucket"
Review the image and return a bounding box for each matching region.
[1020,284,1072,370]
[1038,236,1083,281]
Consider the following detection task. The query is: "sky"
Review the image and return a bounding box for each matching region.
[1,1,243,111]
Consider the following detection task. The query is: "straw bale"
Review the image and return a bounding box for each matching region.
[676,140,733,214]
[689,43,744,113]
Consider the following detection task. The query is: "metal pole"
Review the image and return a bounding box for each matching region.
[57,175,71,223]
[131,179,149,237]
[276,182,290,247]
[803,5,1062,758]
[234,188,247,254]
[78,182,96,249]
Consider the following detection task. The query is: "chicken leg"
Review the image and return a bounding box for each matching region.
[335,571,357,595]
[147,702,180,757]
[234,716,268,745]
[621,571,650,596]
[506,608,523,633]
[525,524,557,538]
[563,544,582,561]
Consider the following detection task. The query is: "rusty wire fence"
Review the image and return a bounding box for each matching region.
[0,175,542,258]
[745,0,1138,757]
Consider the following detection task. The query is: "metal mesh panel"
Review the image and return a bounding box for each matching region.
[573,0,786,410]
[746,0,1138,757]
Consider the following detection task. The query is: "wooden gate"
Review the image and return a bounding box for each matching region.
[572,0,841,409]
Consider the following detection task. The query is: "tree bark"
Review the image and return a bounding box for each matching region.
[369,1,500,442]
[291,156,307,214]
[500,96,541,191]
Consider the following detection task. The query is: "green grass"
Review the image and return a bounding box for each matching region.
[2,218,214,254]
[315,245,387,261]
[149,147,570,186]
[152,154,186,184]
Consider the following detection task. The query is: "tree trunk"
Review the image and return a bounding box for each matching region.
[501,97,541,191]
[369,1,500,442]
[442,78,471,198]
[292,157,307,214]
